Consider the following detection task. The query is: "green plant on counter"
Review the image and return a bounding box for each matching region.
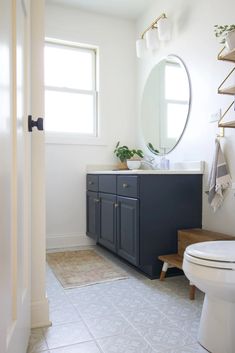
[114,141,144,162]
[214,24,235,44]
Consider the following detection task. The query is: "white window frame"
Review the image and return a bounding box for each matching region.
[44,39,103,145]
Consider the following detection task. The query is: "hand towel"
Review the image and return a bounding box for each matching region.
[208,139,232,212]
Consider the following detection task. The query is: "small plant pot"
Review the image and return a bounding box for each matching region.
[226,30,235,51]
[117,161,128,170]
[127,159,141,170]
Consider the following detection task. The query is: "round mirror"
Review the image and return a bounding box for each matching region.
[141,55,191,155]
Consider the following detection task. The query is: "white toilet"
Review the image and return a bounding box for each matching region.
[183,240,235,353]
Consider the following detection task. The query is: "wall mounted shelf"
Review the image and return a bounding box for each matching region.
[218,47,235,62]
[219,120,235,128]
[218,85,235,95]
[217,47,235,131]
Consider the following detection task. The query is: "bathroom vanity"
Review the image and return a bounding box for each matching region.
[86,170,202,278]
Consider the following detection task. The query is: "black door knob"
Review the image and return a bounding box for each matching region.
[28,115,44,132]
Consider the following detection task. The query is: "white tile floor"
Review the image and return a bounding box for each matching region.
[27,246,208,353]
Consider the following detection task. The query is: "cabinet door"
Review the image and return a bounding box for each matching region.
[98,193,117,252]
[86,191,99,241]
[117,196,139,266]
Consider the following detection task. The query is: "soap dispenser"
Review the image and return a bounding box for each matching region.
[160,149,170,170]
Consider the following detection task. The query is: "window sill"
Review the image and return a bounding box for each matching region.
[45,133,107,146]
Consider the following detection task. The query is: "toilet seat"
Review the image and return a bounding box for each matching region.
[184,241,235,270]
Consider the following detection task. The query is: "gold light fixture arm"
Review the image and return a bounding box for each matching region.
[141,13,167,39]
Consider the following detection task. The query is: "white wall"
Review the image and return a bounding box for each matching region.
[45,4,137,248]
[136,0,235,235]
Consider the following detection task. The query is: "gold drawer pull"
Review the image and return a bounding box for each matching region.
[123,183,129,188]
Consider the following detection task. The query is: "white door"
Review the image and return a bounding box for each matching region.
[0,0,31,352]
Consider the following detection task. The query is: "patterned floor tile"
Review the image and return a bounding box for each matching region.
[47,293,72,310]
[74,300,118,319]
[43,321,92,349]
[65,288,107,306]
[39,246,206,353]
[49,341,102,353]
[122,307,170,331]
[83,312,135,339]
[164,343,208,353]
[97,332,155,353]
[112,293,152,312]
[170,317,201,339]
[49,303,82,325]
[157,298,202,321]
[142,324,196,353]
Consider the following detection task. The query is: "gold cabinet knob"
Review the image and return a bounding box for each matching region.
[123,183,129,188]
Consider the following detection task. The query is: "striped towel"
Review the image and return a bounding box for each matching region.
[208,139,232,212]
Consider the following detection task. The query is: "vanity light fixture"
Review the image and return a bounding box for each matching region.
[136,13,171,58]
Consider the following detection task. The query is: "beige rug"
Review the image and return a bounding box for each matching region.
[46,249,128,289]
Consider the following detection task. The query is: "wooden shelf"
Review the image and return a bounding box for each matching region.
[218,120,235,128]
[218,48,235,62]
[218,85,235,95]
[217,48,235,134]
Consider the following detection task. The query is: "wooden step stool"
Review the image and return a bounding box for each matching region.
[158,228,234,300]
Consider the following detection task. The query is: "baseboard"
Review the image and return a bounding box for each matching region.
[46,233,95,250]
[31,298,51,329]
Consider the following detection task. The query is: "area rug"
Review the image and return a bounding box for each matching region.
[46,249,128,289]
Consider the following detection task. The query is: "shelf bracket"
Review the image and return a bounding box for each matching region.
[218,66,235,94]
[218,101,235,133]
[217,46,226,60]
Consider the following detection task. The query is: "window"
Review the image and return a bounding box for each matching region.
[44,41,97,138]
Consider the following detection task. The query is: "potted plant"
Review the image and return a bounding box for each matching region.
[214,24,235,50]
[114,142,144,170]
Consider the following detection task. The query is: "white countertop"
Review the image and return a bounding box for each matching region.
[86,161,205,175]
[88,169,203,175]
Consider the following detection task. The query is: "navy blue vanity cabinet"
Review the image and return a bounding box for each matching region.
[138,174,202,278]
[97,175,117,252]
[116,175,139,266]
[98,192,117,252]
[86,173,202,279]
[116,196,139,266]
[86,174,139,263]
[86,191,99,240]
[86,175,99,240]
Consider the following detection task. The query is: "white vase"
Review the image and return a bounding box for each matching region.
[225,30,235,51]
[127,160,141,170]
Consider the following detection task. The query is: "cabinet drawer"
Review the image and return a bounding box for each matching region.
[87,175,99,191]
[117,176,139,197]
[99,175,116,194]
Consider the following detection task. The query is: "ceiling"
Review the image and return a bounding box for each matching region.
[46,0,154,20]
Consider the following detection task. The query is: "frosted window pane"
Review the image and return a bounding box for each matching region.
[44,45,93,90]
[167,103,188,139]
[45,90,94,134]
[165,64,189,101]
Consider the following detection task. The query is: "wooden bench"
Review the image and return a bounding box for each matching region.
[158,228,234,300]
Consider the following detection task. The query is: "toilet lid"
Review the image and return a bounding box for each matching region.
[185,241,235,263]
